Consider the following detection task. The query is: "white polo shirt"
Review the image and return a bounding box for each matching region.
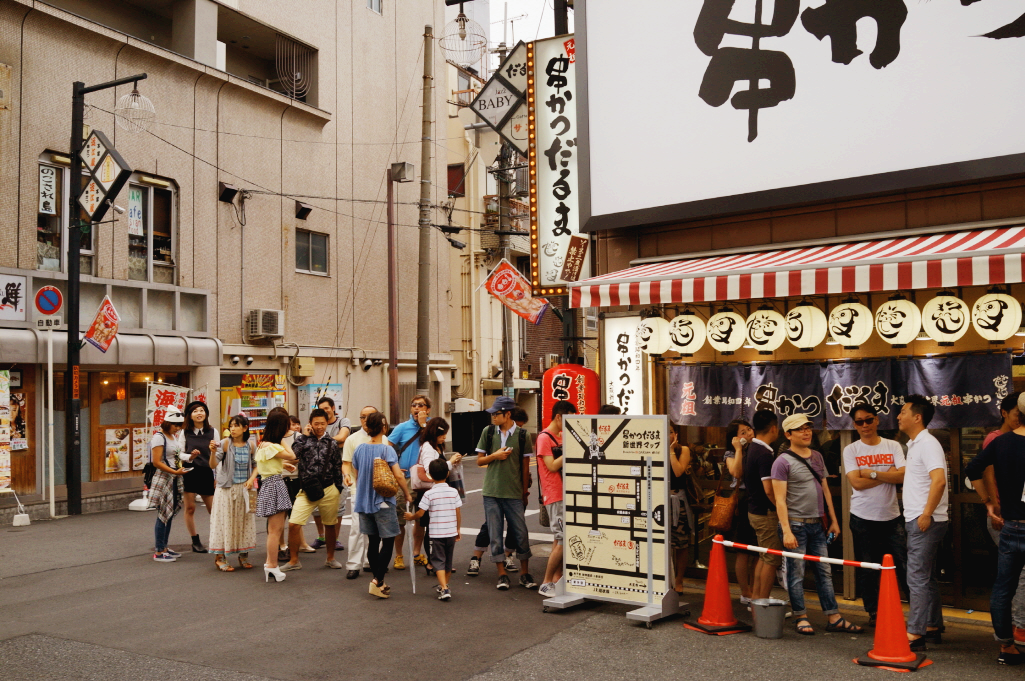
[902,430,949,523]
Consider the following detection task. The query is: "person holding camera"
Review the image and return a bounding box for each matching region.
[771,413,863,636]
[536,400,577,597]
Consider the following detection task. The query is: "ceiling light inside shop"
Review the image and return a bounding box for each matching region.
[1016,326,1025,337]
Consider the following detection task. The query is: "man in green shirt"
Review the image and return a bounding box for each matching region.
[476,396,535,590]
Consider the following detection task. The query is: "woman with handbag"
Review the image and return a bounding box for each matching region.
[350,411,413,598]
[149,408,188,563]
[254,410,298,583]
[207,414,258,572]
[410,417,463,575]
[721,419,757,606]
[668,427,694,593]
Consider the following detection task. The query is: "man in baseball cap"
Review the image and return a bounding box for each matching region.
[771,412,862,635]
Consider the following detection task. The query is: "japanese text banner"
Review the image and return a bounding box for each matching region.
[483,259,550,325]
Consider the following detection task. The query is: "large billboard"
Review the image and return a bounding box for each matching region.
[577,1,1025,231]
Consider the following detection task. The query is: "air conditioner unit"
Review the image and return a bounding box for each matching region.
[247,309,284,340]
[546,353,561,370]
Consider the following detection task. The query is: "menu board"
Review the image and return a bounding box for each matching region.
[132,428,150,471]
[105,428,130,473]
[0,371,11,490]
[560,415,669,606]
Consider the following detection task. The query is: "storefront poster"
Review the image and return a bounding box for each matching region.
[105,428,130,473]
[10,393,27,451]
[669,354,1010,429]
[127,186,144,236]
[84,295,120,352]
[147,383,190,430]
[604,316,644,414]
[0,274,27,322]
[483,259,550,325]
[0,371,11,490]
[561,415,668,605]
[298,384,344,426]
[132,427,150,471]
[241,374,285,391]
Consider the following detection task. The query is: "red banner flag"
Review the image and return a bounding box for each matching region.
[483,259,550,325]
[84,295,120,353]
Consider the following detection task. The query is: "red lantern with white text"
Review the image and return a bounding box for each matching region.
[542,364,600,429]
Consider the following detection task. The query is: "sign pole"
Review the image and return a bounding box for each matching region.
[48,327,55,518]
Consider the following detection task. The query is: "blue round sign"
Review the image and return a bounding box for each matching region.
[35,286,63,315]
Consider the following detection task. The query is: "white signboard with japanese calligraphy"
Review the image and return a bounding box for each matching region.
[577,1,1025,230]
[39,165,58,215]
[529,35,590,295]
[0,275,27,322]
[544,415,676,623]
[146,383,190,432]
[602,315,644,415]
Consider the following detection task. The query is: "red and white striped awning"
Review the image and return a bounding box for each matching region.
[569,225,1025,308]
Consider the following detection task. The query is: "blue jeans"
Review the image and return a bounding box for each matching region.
[905,518,948,637]
[778,520,838,618]
[483,496,531,563]
[992,520,1025,644]
[154,516,173,553]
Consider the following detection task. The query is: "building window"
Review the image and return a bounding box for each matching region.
[127,181,176,284]
[448,164,466,197]
[37,163,94,274]
[296,229,328,274]
[367,0,382,14]
[585,307,599,332]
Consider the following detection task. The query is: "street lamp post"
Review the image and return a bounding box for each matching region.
[65,73,146,515]
[387,162,414,426]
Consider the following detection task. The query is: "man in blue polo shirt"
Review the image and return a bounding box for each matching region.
[388,395,430,570]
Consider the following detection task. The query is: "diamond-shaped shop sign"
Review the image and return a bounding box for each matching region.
[79,179,103,216]
[78,130,133,224]
[83,132,107,171]
[469,41,530,156]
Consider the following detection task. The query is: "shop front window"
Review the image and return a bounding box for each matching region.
[128,181,176,284]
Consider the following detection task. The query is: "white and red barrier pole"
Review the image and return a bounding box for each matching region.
[714,537,894,572]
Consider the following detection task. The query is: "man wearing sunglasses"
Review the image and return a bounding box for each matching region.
[843,403,908,627]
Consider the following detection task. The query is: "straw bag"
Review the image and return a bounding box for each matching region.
[708,478,739,532]
[372,456,399,497]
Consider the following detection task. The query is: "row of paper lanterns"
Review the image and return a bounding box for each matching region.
[636,292,1023,356]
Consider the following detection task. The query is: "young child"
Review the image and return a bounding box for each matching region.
[405,458,462,600]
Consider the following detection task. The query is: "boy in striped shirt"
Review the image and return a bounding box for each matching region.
[405,459,462,600]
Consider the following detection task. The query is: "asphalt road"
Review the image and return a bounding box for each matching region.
[0,460,1014,681]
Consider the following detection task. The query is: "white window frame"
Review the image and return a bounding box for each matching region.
[126,178,177,284]
[295,228,330,276]
[585,306,599,332]
[36,162,95,275]
[367,0,382,14]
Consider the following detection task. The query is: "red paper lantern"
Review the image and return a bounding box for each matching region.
[542,364,600,429]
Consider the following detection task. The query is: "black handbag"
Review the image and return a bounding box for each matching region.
[302,476,325,502]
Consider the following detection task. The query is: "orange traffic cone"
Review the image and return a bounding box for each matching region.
[855,554,931,671]
[684,534,751,635]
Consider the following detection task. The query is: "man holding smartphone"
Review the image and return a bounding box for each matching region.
[476,396,535,590]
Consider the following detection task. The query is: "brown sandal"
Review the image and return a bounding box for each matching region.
[237,553,253,569]
[215,559,235,572]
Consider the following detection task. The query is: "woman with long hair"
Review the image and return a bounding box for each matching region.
[149,408,188,562]
[181,401,217,553]
[255,410,297,582]
[668,426,693,592]
[208,414,257,572]
[724,418,757,606]
[409,417,463,574]
[351,411,412,598]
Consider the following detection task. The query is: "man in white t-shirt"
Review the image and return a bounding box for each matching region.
[898,395,949,651]
[843,403,908,626]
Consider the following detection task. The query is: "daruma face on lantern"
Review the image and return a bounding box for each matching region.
[922,294,969,345]
[636,316,670,355]
[875,298,921,347]
[829,302,873,347]
[746,308,785,352]
[707,311,746,353]
[668,313,705,355]
[972,292,1021,342]
[785,304,827,351]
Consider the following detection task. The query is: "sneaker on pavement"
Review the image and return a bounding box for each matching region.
[280,562,302,571]
[467,557,481,576]
[438,588,452,601]
[538,582,555,597]
[497,575,511,590]
[414,553,429,567]
[299,545,317,553]
[519,574,538,589]
[504,556,518,572]
[325,559,343,569]
[165,549,182,558]
[335,541,345,551]
[153,552,176,562]
[311,538,327,550]
[435,584,444,594]
[393,555,406,570]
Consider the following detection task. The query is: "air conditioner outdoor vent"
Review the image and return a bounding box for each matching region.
[247,309,285,340]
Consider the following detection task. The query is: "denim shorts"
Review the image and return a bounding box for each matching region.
[359,503,400,539]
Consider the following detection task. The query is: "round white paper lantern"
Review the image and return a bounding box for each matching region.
[745,307,786,354]
[972,292,1022,343]
[874,296,921,348]
[785,303,827,351]
[636,317,671,355]
[706,310,747,355]
[829,301,873,348]
[922,293,970,346]
[667,312,706,356]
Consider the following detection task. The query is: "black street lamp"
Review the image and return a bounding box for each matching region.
[65,73,146,515]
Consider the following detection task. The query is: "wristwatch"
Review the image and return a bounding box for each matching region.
[869,470,878,480]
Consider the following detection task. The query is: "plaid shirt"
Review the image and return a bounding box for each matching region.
[148,469,182,523]
[293,432,344,490]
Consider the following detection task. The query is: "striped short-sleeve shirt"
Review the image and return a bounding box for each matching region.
[419,482,462,538]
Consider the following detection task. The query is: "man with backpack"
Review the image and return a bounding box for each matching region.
[388,395,431,570]
[475,396,536,590]
[536,400,576,596]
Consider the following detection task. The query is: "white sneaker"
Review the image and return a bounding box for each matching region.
[538,582,556,597]
[504,556,518,572]
[740,595,751,605]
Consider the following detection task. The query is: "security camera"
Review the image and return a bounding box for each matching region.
[230,355,240,365]
[362,358,373,372]
[112,204,126,215]
[245,356,255,366]
[447,237,467,250]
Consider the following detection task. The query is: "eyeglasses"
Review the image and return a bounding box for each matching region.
[412,403,428,409]
[789,424,813,433]
[853,417,876,426]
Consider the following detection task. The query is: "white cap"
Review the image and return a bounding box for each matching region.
[162,408,185,424]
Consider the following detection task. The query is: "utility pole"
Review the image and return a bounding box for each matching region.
[554,0,570,37]
[387,168,400,425]
[498,141,515,397]
[415,25,434,396]
[66,73,146,515]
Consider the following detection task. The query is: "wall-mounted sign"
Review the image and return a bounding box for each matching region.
[706,310,746,354]
[469,41,529,156]
[828,301,873,349]
[39,165,58,215]
[0,275,27,322]
[875,296,921,348]
[528,35,591,295]
[667,312,705,356]
[603,316,643,414]
[972,292,1022,342]
[922,293,970,346]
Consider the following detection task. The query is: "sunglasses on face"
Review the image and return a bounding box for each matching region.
[854,417,876,426]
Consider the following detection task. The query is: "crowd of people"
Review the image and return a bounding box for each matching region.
[143,388,1025,665]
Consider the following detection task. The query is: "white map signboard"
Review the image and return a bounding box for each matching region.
[543,415,678,625]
